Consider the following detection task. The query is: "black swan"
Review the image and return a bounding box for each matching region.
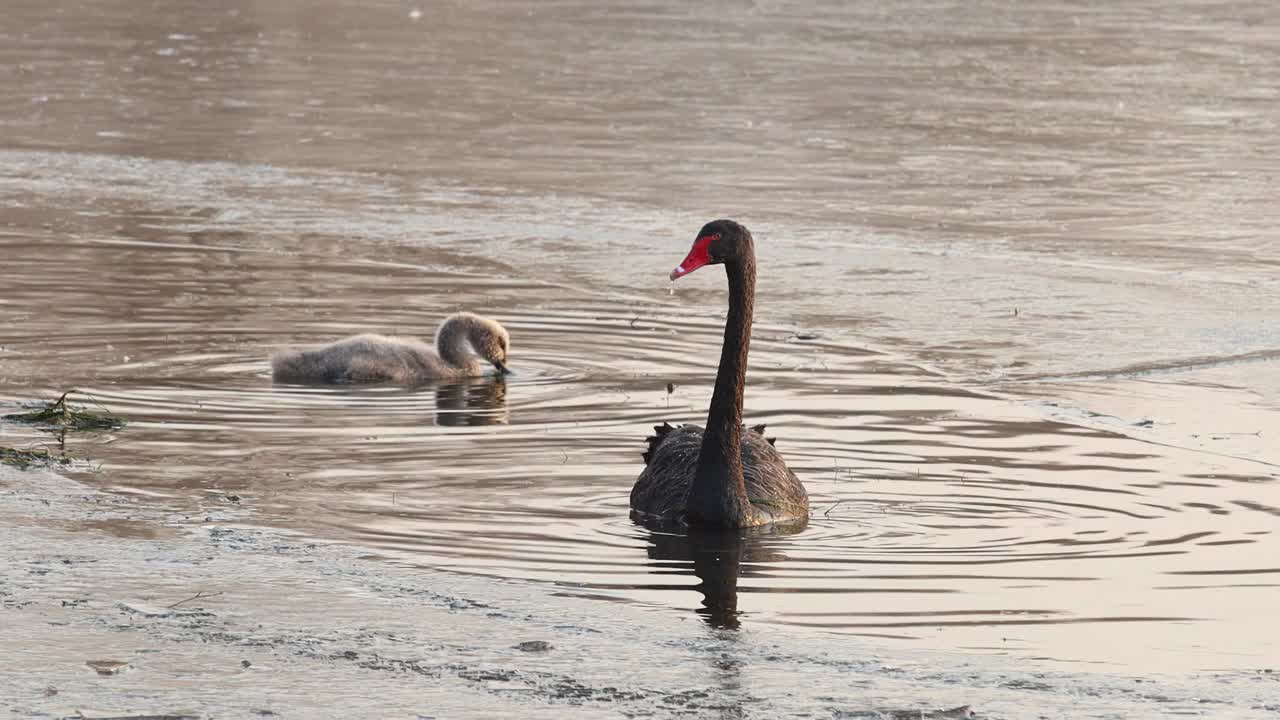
[271,312,510,385]
[630,220,809,527]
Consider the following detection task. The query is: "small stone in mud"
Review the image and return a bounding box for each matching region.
[793,331,820,340]
[86,659,130,675]
[514,640,553,653]
[241,659,252,668]
[42,686,57,697]
[340,650,359,660]
[227,494,241,502]
[1134,419,1154,428]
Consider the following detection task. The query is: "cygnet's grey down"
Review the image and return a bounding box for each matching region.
[271,312,510,385]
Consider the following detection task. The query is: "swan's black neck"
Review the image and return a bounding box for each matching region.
[686,240,759,527]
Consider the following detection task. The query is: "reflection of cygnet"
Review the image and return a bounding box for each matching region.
[271,312,510,385]
[435,378,510,427]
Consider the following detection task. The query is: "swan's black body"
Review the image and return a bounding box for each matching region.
[631,422,807,526]
[630,220,809,528]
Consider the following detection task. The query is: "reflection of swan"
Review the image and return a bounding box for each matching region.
[271,312,510,385]
[435,377,510,426]
[645,522,805,629]
[632,220,809,528]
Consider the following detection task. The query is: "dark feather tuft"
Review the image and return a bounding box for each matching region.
[749,423,776,445]
[643,422,676,465]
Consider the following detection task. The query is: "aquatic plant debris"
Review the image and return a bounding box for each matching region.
[4,390,126,431]
[0,446,72,470]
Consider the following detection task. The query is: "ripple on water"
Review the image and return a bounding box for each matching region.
[0,233,1276,672]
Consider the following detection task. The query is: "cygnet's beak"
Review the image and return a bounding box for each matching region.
[492,360,512,375]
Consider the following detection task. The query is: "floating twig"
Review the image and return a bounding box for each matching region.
[167,590,223,609]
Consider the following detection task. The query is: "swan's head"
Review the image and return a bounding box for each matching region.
[471,317,512,375]
[670,219,751,281]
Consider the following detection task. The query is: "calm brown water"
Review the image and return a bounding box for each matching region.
[3,0,1280,679]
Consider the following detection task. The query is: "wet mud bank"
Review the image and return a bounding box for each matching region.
[3,466,1277,720]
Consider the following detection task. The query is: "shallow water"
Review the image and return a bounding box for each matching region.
[3,0,1280,684]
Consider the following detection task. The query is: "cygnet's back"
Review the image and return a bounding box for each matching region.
[270,312,510,385]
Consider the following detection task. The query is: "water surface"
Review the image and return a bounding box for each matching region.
[2,0,1279,679]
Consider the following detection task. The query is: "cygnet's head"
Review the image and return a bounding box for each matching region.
[468,314,511,374]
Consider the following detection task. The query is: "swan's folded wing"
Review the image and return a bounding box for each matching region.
[741,431,808,514]
[632,424,703,519]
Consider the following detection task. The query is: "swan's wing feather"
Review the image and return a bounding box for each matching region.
[747,422,777,447]
[641,422,676,465]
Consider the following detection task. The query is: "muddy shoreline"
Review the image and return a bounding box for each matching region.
[3,465,1277,719]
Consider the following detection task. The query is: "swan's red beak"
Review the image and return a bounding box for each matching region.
[670,234,717,281]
